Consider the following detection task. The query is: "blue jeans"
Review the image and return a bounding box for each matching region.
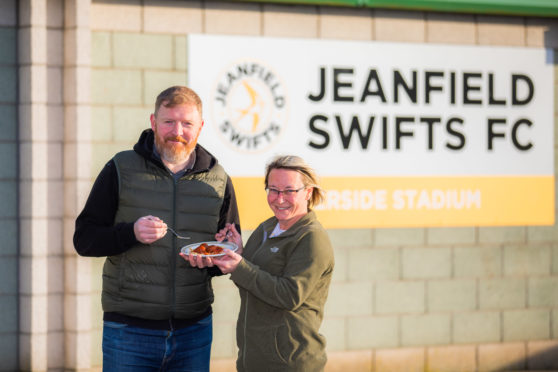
[102,314,212,372]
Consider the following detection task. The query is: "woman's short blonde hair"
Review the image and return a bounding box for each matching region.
[264,155,324,208]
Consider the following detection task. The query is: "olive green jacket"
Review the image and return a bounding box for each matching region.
[231,211,334,372]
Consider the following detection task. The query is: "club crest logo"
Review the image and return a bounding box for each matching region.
[210,60,288,153]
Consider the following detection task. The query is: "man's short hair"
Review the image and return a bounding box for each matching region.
[154,86,203,117]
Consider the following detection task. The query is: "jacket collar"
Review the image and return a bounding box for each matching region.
[262,210,317,238]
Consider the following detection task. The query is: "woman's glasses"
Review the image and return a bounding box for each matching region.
[266,186,305,198]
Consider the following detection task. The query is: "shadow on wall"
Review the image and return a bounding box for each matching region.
[500,345,558,371]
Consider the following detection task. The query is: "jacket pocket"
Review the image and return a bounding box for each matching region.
[260,324,289,365]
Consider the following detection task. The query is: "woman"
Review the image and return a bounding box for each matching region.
[184,155,334,372]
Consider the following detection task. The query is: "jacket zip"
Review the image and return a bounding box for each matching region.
[170,176,178,317]
[242,294,248,369]
[241,230,269,369]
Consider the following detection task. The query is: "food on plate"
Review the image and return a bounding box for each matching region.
[191,243,224,255]
[181,241,237,257]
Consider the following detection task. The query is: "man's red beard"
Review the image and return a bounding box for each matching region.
[154,133,196,164]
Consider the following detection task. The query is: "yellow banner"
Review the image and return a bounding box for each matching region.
[232,176,554,229]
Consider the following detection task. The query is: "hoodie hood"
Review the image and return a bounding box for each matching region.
[133,128,218,173]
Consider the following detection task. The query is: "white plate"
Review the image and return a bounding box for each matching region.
[180,241,238,257]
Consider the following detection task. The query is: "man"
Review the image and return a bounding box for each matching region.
[74,86,240,371]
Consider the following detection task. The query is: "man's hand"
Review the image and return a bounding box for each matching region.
[180,252,215,269]
[134,215,167,244]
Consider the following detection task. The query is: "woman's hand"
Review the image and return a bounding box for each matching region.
[212,249,242,274]
[215,223,243,254]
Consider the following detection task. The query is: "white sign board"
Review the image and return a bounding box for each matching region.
[188,34,554,228]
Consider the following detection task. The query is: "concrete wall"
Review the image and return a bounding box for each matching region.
[0,0,19,370]
[4,0,558,370]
